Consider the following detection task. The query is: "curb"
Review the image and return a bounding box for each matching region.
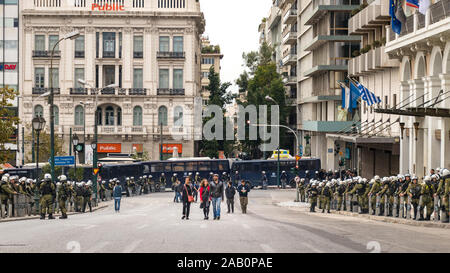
[273,201,450,229]
[0,203,109,223]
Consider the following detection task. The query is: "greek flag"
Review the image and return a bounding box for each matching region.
[357,82,381,106]
[341,84,352,112]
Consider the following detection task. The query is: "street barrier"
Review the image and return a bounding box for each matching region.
[416,196,423,221]
[352,195,359,213]
[393,196,399,217]
[406,196,412,219]
[399,196,405,218]
[375,195,381,216]
[434,196,440,221]
[384,194,389,217]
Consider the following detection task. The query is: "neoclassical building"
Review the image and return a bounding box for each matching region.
[384,0,450,177]
[19,0,205,162]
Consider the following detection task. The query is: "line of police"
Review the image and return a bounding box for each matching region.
[295,168,450,223]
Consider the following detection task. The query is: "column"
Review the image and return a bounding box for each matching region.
[123,28,132,89]
[86,28,95,87]
[115,31,119,59]
[441,118,450,169]
[408,79,425,176]
[99,65,103,88]
[399,81,410,173]
[115,65,119,88]
[425,76,442,171]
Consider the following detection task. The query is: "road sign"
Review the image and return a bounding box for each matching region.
[93,168,99,175]
[295,155,301,161]
[49,156,75,166]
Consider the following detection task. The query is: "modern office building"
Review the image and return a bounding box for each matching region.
[328,0,401,178]
[1,0,19,166]
[19,0,205,162]
[297,0,361,170]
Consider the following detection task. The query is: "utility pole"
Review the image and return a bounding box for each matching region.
[160,122,163,160]
[21,127,24,166]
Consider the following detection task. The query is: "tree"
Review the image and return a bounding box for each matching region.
[199,66,235,158]
[24,126,63,164]
[0,86,19,164]
[236,42,291,159]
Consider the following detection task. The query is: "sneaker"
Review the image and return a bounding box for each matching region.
[186,217,189,220]
[217,216,220,220]
[182,216,185,220]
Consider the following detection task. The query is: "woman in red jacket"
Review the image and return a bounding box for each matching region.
[199,179,211,220]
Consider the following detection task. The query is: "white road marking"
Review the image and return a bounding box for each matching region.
[302,242,323,253]
[122,240,142,253]
[86,242,110,253]
[137,224,148,230]
[242,223,251,229]
[260,244,275,253]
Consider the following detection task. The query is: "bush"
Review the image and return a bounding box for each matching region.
[381,37,386,45]
[352,50,361,57]
[372,40,382,48]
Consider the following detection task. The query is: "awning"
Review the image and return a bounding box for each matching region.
[326,133,400,144]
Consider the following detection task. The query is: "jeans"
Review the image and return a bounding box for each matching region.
[212,197,222,218]
[182,201,191,218]
[227,198,234,213]
[174,192,181,203]
[114,197,121,211]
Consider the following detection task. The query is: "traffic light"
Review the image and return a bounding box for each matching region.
[74,143,84,153]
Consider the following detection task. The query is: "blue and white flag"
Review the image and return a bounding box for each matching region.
[356,81,382,106]
[341,85,351,112]
[419,0,430,15]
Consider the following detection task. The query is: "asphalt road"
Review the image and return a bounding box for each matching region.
[0,189,449,253]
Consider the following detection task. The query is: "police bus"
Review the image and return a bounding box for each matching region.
[231,158,321,188]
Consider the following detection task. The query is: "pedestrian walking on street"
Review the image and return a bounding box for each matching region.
[113,181,122,213]
[210,174,224,220]
[181,177,194,220]
[199,179,211,220]
[237,180,250,214]
[225,181,236,213]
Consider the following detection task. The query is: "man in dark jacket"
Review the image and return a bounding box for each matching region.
[225,181,236,213]
[237,180,251,214]
[210,174,224,220]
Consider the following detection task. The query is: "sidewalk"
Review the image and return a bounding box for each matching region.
[269,189,450,229]
[0,202,109,223]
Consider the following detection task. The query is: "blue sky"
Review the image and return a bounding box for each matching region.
[200,0,272,93]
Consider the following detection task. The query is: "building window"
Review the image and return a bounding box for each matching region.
[117,107,122,126]
[174,106,183,127]
[159,69,169,89]
[103,32,116,58]
[173,36,183,52]
[49,68,59,88]
[35,35,45,51]
[105,106,114,126]
[34,105,43,118]
[133,106,143,126]
[173,69,183,89]
[75,35,85,58]
[35,68,45,88]
[133,68,143,88]
[96,107,102,126]
[74,68,85,89]
[158,106,168,126]
[201,72,209,78]
[48,35,59,51]
[159,36,170,52]
[53,106,59,126]
[133,36,143,58]
[75,105,84,126]
[202,58,214,65]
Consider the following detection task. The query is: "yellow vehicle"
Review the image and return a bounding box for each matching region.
[268,149,294,160]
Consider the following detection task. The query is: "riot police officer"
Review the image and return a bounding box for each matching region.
[57,175,70,219]
[39,173,56,220]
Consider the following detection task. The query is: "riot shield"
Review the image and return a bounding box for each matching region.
[399,196,405,218]
[7,198,13,218]
[393,196,398,217]
[417,195,423,221]
[368,194,372,214]
[375,195,381,216]
[352,195,359,213]
[434,196,440,221]
[442,195,449,223]
[384,195,389,217]
[406,195,412,219]
[0,200,5,218]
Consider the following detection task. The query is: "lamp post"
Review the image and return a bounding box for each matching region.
[32,116,45,214]
[49,30,80,182]
[72,134,79,182]
[78,79,118,206]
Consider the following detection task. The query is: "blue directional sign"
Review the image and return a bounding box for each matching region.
[49,156,75,166]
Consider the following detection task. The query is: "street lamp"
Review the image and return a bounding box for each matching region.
[49,30,80,182]
[72,134,79,182]
[78,79,118,205]
[32,116,46,180]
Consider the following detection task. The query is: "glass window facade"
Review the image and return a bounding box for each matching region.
[173,69,183,89]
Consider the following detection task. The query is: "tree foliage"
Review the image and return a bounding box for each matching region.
[0,86,20,164]
[24,126,63,164]
[199,66,236,159]
[236,42,291,159]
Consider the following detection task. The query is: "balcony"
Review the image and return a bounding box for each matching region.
[304,65,348,77]
[134,52,143,59]
[301,121,356,132]
[282,53,297,66]
[267,6,281,30]
[285,75,297,86]
[349,45,399,76]
[305,0,359,26]
[157,88,185,96]
[70,88,89,95]
[101,51,117,58]
[129,88,147,96]
[32,87,60,95]
[32,50,61,58]
[89,88,127,96]
[304,35,361,51]
[348,0,390,35]
[157,51,185,59]
[282,31,298,45]
[75,51,85,58]
[283,8,297,25]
